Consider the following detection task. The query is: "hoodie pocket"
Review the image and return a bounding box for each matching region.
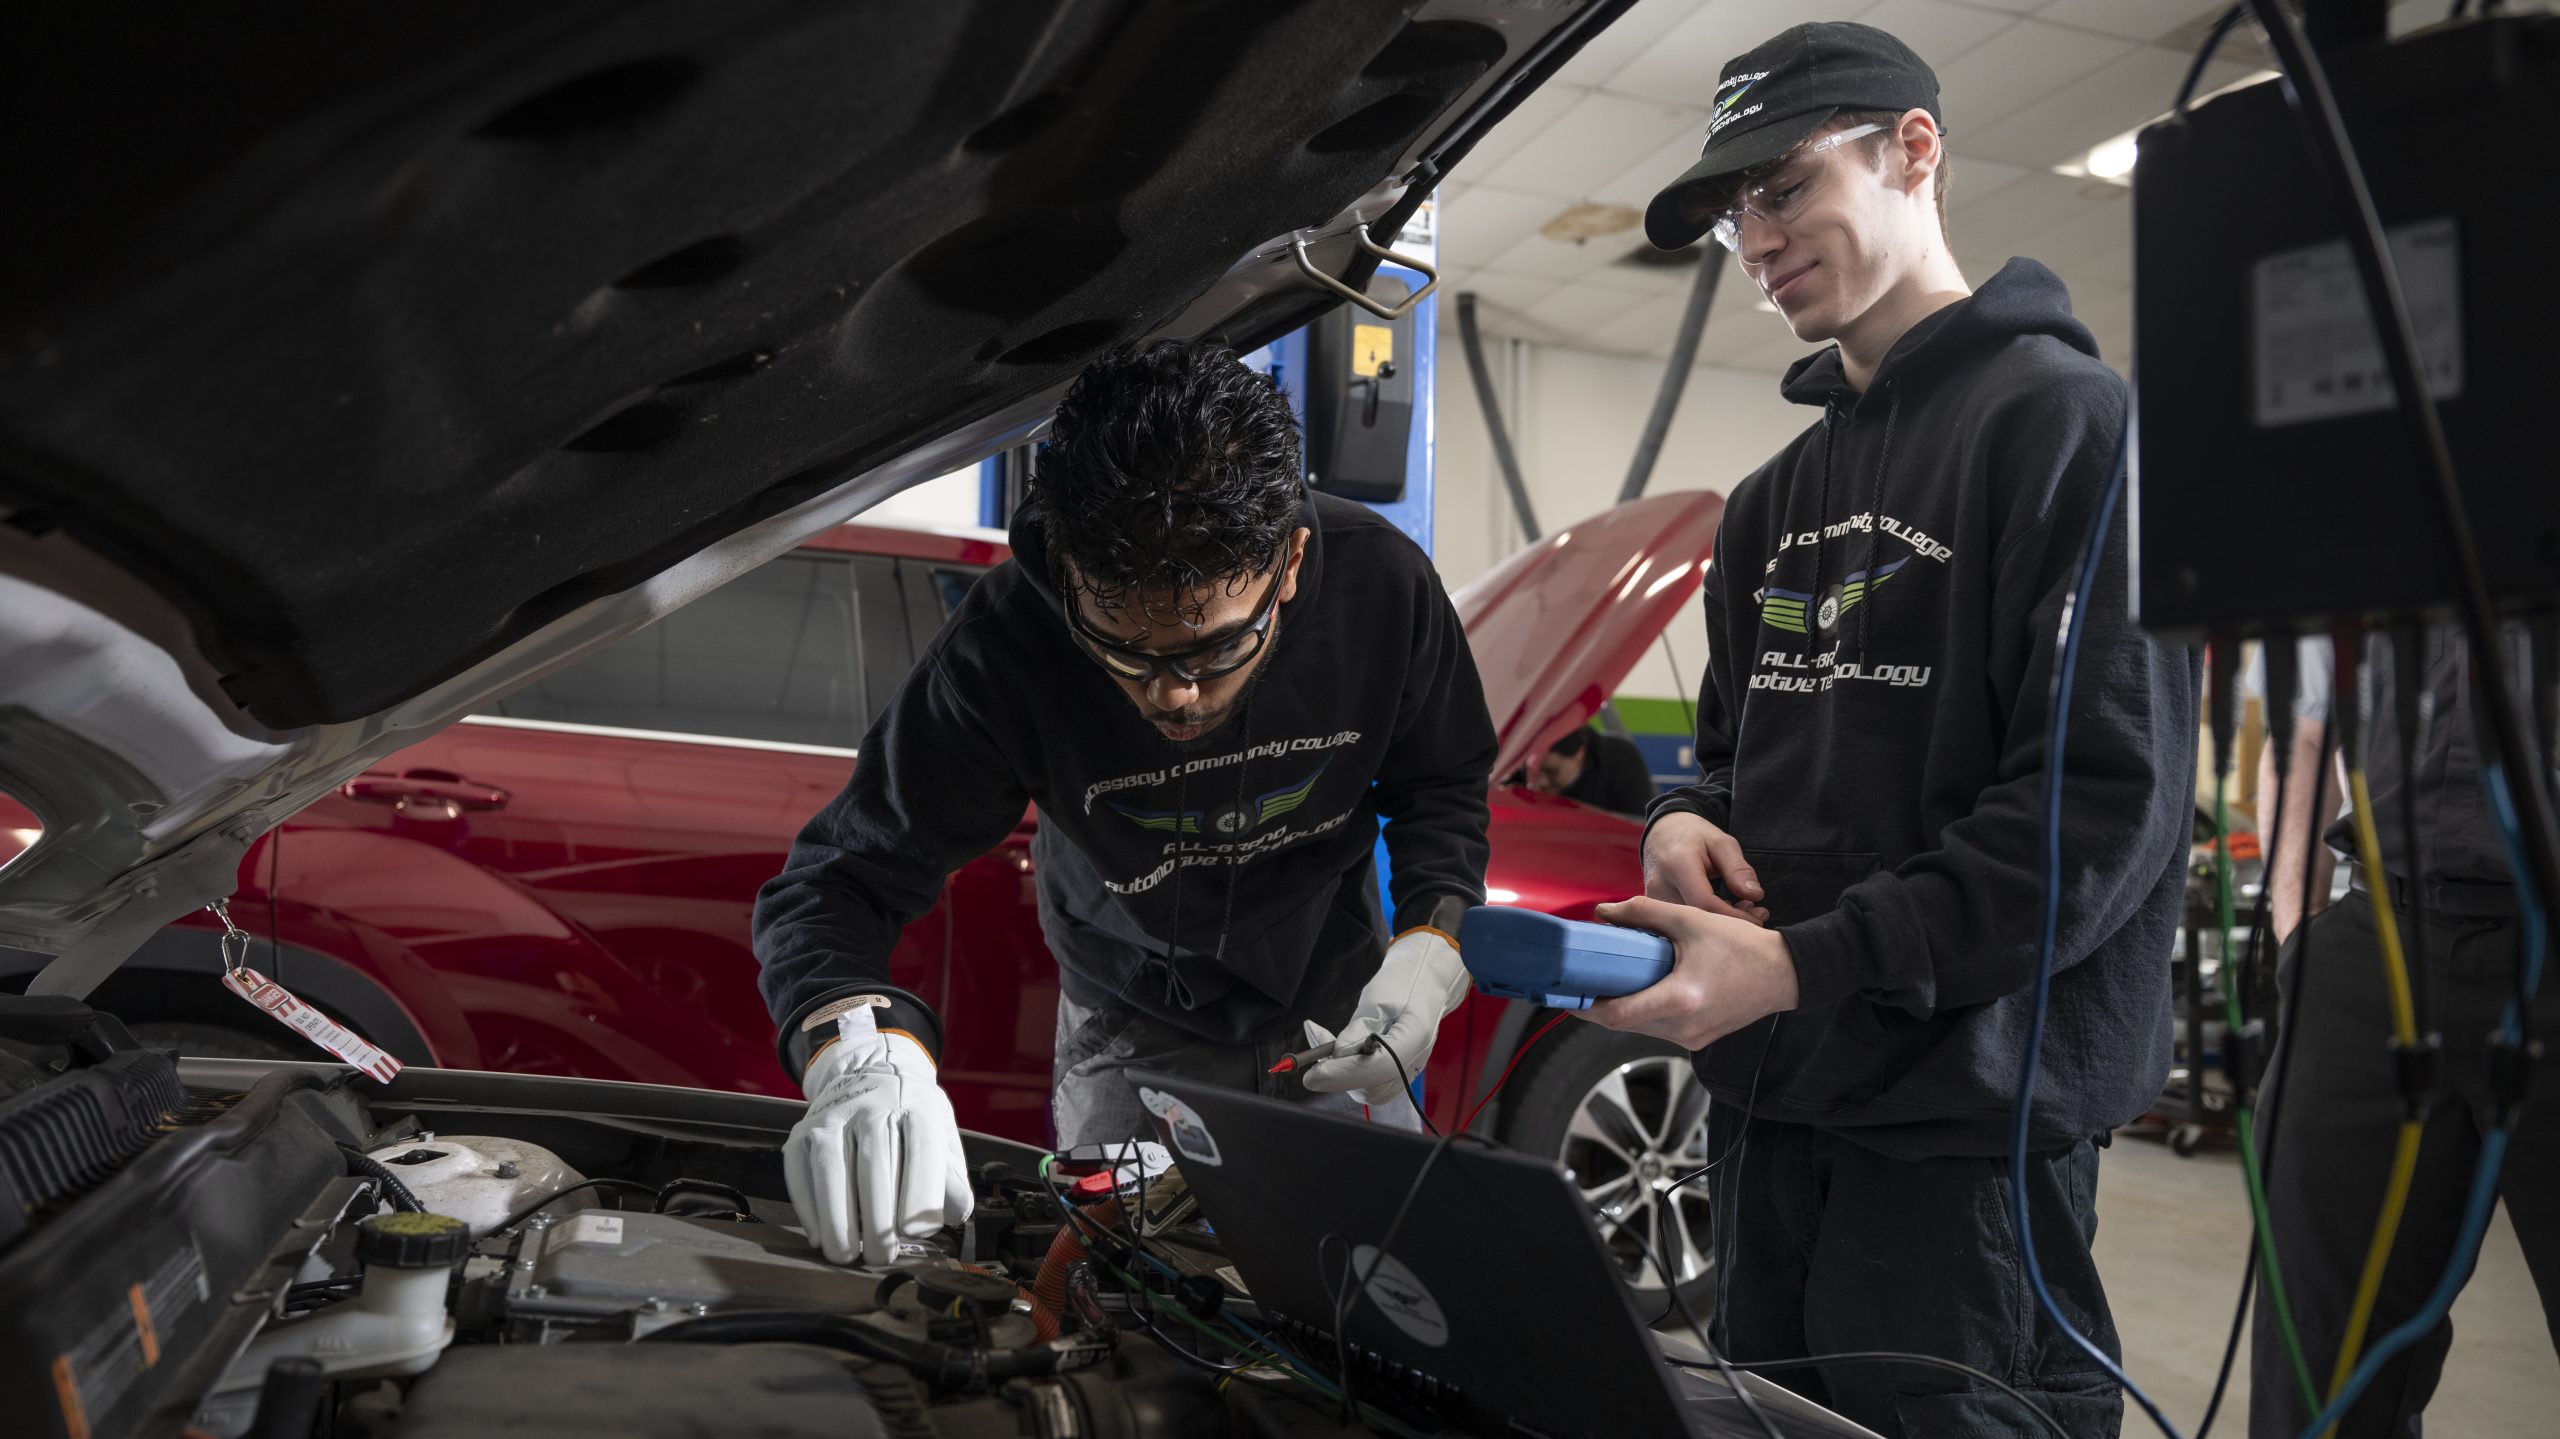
[1714,847,1927,1106]
[1736,847,1880,928]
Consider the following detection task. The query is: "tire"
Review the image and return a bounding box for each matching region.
[1496,1019,1717,1317]
[127,1019,307,1062]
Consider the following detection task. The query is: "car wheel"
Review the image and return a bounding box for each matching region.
[127,1020,307,1061]
[1496,1020,1717,1316]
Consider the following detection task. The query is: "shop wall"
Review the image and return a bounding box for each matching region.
[1432,329,1811,735]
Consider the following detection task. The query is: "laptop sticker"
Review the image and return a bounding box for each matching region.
[1351,1245,1449,1348]
[1138,1086,1222,1167]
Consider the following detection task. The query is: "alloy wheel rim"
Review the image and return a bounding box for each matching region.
[1562,1055,1714,1292]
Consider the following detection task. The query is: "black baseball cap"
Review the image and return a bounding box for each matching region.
[1645,22,1942,251]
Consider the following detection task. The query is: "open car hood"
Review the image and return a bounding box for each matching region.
[1454,491,1728,781]
[0,0,1635,981]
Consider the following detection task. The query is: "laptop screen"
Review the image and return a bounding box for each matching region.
[1131,1071,1738,1438]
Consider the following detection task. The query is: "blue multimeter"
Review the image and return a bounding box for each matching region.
[1453,906,1674,1010]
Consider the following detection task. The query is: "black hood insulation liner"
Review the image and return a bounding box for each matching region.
[0,2,1508,729]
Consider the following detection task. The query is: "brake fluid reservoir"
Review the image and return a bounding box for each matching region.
[365,1136,580,1236]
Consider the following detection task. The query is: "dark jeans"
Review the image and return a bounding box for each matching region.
[2250,895,2560,1438]
[1706,1110,2125,1437]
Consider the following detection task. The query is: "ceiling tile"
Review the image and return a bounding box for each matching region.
[2044,241,2132,296]
[1949,0,2041,11]
[2032,0,2234,44]
[1441,185,1575,269]
[1447,270,1564,326]
[2023,188,2132,265]
[1961,44,2251,169]
[1933,20,2137,134]
[1857,0,2018,68]
[1487,229,1630,282]
[1454,81,1588,177]
[1581,301,1690,358]
[1522,280,1652,339]
[1949,170,2106,253]
[1552,0,1709,91]
[1944,152,2033,212]
[1588,129,1711,211]
[1605,0,1879,106]
[1585,250,1707,295]
[1585,298,1772,362]
[1477,90,1712,200]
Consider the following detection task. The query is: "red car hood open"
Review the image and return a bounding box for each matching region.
[1454,491,1727,781]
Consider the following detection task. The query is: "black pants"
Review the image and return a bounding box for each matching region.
[2250,895,2560,1438]
[1706,1110,2125,1437]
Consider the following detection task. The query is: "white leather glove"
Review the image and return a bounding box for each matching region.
[783,1008,972,1267]
[1300,927,1471,1109]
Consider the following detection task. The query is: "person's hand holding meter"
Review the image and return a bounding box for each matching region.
[1579,895,1797,1051]
[783,1007,972,1266]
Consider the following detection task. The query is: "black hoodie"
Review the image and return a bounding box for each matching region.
[1651,259,2197,1159]
[753,490,1495,1076]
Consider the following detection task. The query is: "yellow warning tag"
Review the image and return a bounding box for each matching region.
[1352,324,1393,378]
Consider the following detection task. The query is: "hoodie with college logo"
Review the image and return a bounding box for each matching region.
[752,490,1495,1078]
[1651,258,2198,1159]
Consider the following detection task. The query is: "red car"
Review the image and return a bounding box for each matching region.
[0,490,1724,1294]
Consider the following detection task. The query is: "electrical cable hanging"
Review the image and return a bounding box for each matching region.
[2294,758,2545,1438]
[2242,0,2560,966]
[1618,254,1721,504]
[2008,417,2187,1439]
[2202,643,2319,1414]
[1455,292,1541,543]
[2319,633,2430,1438]
[2201,15,2556,1428]
[2203,691,2340,1439]
[1616,1219,1783,1439]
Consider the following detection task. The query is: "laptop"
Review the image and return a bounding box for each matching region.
[1130,1072,1879,1439]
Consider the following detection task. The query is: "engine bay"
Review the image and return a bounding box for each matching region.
[0,1005,1385,1439]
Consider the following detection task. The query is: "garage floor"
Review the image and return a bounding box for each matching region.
[2100,1134,2559,1436]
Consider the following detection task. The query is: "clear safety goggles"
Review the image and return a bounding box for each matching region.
[1705,122,1891,253]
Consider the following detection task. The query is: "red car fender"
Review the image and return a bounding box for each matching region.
[267,824,792,1093]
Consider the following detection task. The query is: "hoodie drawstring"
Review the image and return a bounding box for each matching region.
[1806,401,1838,639]
[1856,384,1900,663]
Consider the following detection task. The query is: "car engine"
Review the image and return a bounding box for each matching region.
[0,1002,1358,1439]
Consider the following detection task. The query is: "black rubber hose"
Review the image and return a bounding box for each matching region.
[640,1310,1088,1388]
[335,1143,425,1212]
[490,1176,659,1236]
[1455,292,1540,542]
[245,1357,328,1439]
[1618,254,1720,504]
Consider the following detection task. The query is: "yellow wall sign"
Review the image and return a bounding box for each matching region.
[1352,324,1394,378]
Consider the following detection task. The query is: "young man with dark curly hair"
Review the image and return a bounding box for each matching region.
[753,339,1496,1266]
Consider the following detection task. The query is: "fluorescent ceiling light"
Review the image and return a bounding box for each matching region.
[2055,70,2278,185]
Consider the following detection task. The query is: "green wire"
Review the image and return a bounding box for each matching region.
[2216,770,2321,1413]
[1085,1248,1431,1438]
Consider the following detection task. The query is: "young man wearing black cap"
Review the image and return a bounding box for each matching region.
[1579,22,2196,1437]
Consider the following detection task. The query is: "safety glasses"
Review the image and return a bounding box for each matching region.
[1064,563,1284,684]
[1705,122,1891,253]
